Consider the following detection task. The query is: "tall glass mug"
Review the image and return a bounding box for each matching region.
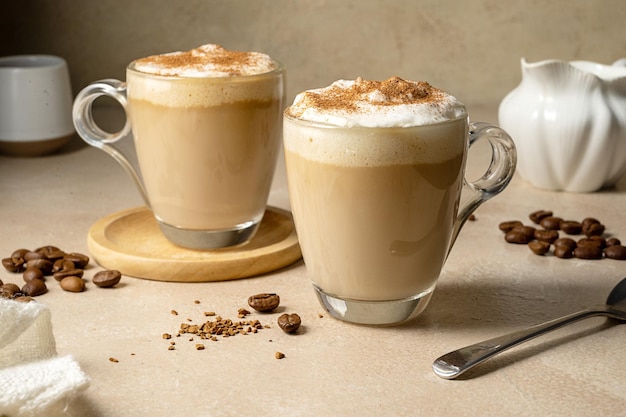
[283,77,516,325]
[73,44,285,249]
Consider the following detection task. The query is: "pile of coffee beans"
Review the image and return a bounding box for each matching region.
[499,210,626,260]
[1,245,122,300]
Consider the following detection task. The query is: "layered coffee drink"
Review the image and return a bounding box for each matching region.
[127,44,284,244]
[284,77,468,319]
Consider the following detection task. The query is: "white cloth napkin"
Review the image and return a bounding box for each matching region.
[0,298,89,416]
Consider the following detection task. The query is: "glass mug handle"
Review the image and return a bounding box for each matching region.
[72,79,150,205]
[448,122,517,252]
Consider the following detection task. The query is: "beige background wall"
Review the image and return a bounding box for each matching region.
[1,0,624,107]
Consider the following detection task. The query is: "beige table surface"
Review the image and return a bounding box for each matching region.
[1,105,625,417]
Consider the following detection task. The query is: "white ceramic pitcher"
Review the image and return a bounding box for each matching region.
[499,58,626,192]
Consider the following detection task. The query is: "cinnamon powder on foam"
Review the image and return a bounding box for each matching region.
[133,45,269,77]
[296,76,445,114]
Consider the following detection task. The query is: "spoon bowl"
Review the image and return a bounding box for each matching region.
[433,276,626,379]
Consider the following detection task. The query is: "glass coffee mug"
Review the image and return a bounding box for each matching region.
[73,60,285,249]
[284,111,516,325]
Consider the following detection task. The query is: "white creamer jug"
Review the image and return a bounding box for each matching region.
[499,58,626,192]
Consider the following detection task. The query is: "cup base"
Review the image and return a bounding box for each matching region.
[158,218,261,250]
[313,285,434,326]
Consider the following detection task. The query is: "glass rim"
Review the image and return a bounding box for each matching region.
[283,109,469,130]
[126,60,285,81]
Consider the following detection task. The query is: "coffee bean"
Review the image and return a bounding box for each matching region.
[52,259,75,273]
[540,216,563,230]
[92,270,122,288]
[529,210,553,224]
[21,279,47,296]
[577,237,606,249]
[554,245,574,259]
[11,248,29,260]
[554,237,577,251]
[1,283,22,298]
[23,267,45,282]
[534,229,559,243]
[25,259,53,275]
[24,251,47,261]
[584,222,605,237]
[528,240,551,255]
[559,220,583,235]
[604,245,626,260]
[64,253,90,269]
[277,313,301,334]
[505,230,533,244]
[35,246,64,261]
[60,276,85,292]
[2,257,24,273]
[248,293,280,312]
[581,217,600,231]
[498,220,523,233]
[574,245,603,260]
[606,237,621,247]
[53,268,84,282]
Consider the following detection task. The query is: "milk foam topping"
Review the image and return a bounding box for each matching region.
[127,44,283,107]
[286,77,466,128]
[131,44,278,78]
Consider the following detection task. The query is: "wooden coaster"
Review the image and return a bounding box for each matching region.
[87,206,302,282]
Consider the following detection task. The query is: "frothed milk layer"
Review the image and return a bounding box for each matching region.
[286,77,467,128]
[128,44,283,107]
[284,116,467,167]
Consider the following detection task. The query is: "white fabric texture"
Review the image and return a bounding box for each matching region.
[0,298,89,416]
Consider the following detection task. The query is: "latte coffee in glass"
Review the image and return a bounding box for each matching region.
[74,44,285,249]
[284,77,516,325]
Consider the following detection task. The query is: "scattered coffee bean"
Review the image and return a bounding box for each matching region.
[574,245,603,260]
[1,283,22,298]
[606,237,621,247]
[528,240,551,255]
[540,216,563,230]
[577,237,606,249]
[52,259,75,273]
[21,279,47,296]
[498,220,523,233]
[60,276,85,292]
[64,253,90,269]
[24,251,46,262]
[581,217,601,232]
[534,229,559,243]
[2,257,24,273]
[248,293,280,312]
[605,245,626,260]
[529,210,553,224]
[584,222,606,237]
[92,270,122,288]
[559,220,582,235]
[554,245,575,259]
[11,249,29,260]
[26,259,53,275]
[275,352,285,359]
[277,313,301,334]
[553,237,577,251]
[505,229,534,244]
[53,268,84,282]
[23,267,45,282]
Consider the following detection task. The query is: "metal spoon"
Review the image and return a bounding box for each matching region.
[433,276,626,379]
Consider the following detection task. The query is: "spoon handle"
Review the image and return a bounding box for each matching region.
[432,309,608,379]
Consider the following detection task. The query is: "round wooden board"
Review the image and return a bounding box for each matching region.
[87,206,302,282]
